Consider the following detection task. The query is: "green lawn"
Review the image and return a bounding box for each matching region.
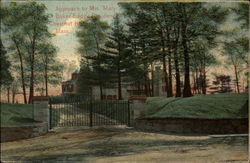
[146,93,248,119]
[1,103,39,126]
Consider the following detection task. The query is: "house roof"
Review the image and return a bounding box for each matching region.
[62,80,76,85]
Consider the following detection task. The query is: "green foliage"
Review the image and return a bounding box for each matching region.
[119,3,227,97]
[222,40,245,67]
[211,74,232,93]
[190,40,218,71]
[2,2,62,98]
[0,39,13,87]
[233,3,249,29]
[77,63,97,94]
[76,15,110,96]
[76,15,109,57]
[36,43,63,86]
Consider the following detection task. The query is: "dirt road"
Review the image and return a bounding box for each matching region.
[1,127,248,163]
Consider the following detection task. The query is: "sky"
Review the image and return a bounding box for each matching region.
[40,1,120,67]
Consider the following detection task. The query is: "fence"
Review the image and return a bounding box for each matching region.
[49,96,130,129]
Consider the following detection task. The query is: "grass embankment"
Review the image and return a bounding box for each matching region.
[1,103,39,126]
[146,93,248,119]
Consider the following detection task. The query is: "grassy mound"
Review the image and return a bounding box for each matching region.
[1,103,39,126]
[146,93,248,119]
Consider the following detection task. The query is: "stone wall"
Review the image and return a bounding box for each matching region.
[1,122,48,142]
[135,118,248,134]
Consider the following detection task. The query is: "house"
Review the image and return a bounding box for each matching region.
[62,66,168,99]
[62,70,79,94]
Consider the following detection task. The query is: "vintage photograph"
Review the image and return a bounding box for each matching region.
[0,0,249,162]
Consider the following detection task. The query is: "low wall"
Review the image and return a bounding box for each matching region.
[135,118,248,134]
[1,122,48,142]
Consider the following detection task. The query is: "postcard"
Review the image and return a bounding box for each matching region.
[1,0,249,162]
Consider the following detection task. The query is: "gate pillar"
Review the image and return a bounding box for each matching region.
[128,95,147,126]
[33,96,50,129]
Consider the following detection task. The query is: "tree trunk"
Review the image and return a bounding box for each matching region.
[45,56,48,96]
[144,79,148,96]
[117,40,122,100]
[192,72,197,94]
[93,33,103,100]
[182,42,192,97]
[166,29,173,97]
[202,67,207,94]
[181,5,192,97]
[117,70,122,100]
[168,54,173,97]
[28,48,35,103]
[12,37,27,104]
[246,63,249,92]
[151,63,154,97]
[144,63,148,96]
[234,65,240,93]
[196,69,201,94]
[12,87,16,104]
[100,84,103,100]
[173,27,181,97]
[7,87,10,103]
[28,26,37,104]
[161,38,169,96]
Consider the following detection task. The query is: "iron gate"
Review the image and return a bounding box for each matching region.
[49,96,130,129]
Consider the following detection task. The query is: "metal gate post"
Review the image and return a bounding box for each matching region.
[49,98,52,129]
[128,100,131,127]
[90,99,93,127]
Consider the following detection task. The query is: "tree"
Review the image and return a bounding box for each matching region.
[211,74,232,93]
[222,40,245,93]
[37,43,63,96]
[0,39,13,103]
[120,3,226,98]
[120,3,162,97]
[2,2,53,103]
[100,14,132,99]
[190,39,218,94]
[0,39,13,87]
[233,3,249,90]
[233,3,249,29]
[1,4,27,102]
[76,15,109,99]
[175,3,227,97]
